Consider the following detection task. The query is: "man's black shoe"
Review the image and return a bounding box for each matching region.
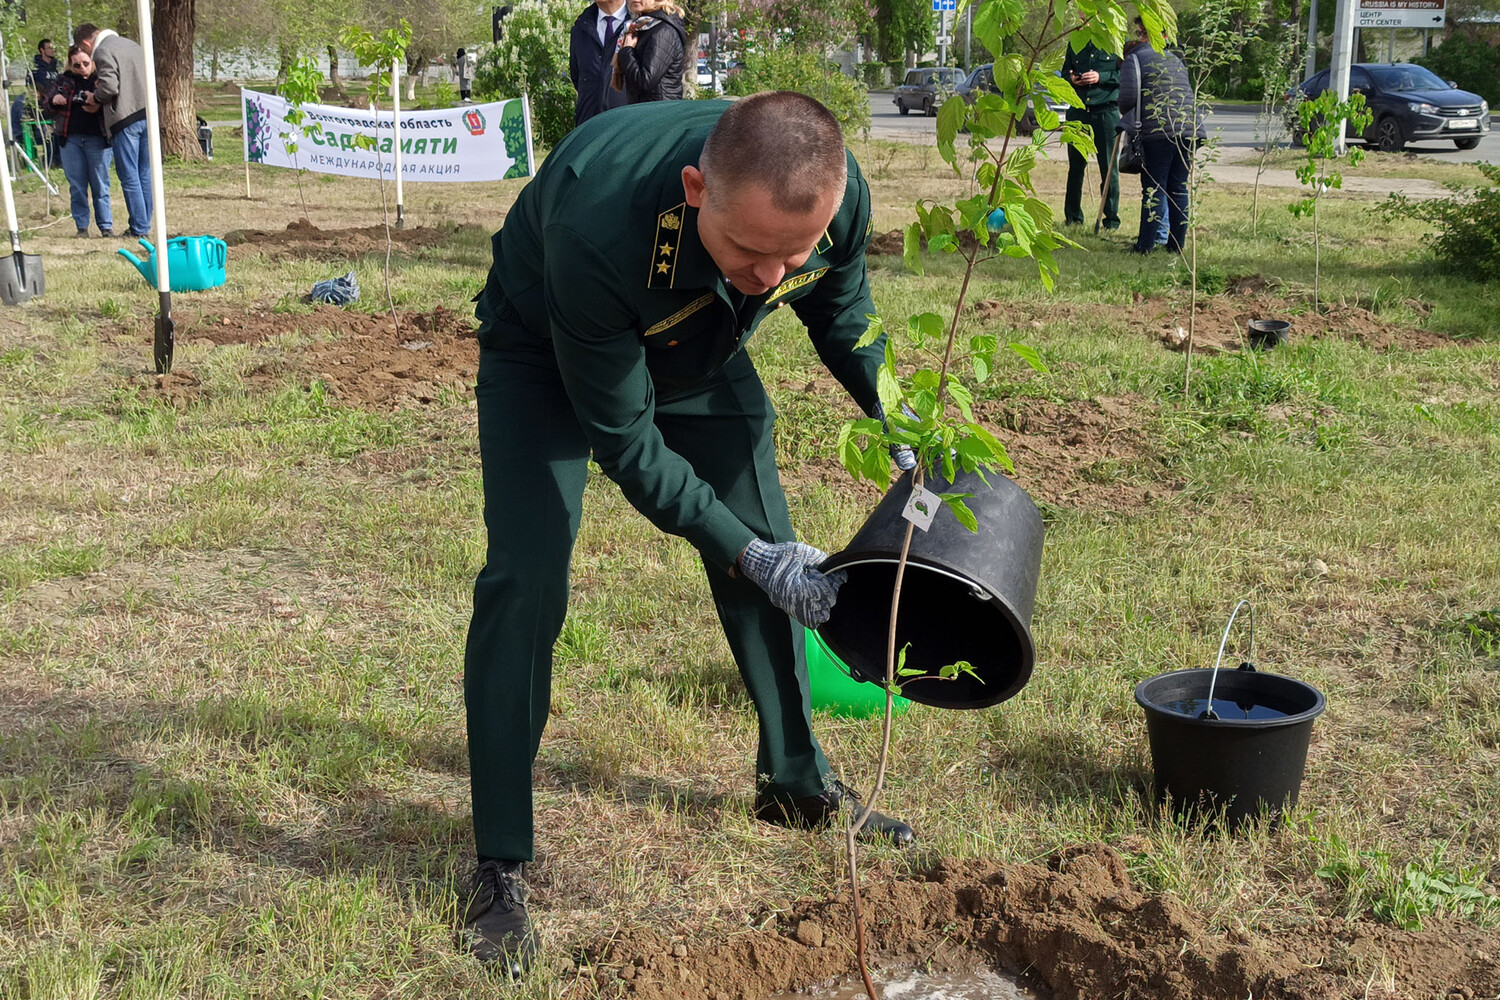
[461,859,539,976]
[754,778,915,847]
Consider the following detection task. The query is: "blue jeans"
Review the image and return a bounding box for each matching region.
[1137,134,1191,253]
[110,118,153,236]
[59,134,113,233]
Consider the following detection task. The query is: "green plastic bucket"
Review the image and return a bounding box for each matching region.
[805,628,911,719]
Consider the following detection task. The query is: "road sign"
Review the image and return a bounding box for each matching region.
[932,0,956,10]
[936,34,954,45]
[1356,0,1445,29]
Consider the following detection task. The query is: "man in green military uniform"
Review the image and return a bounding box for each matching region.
[460,91,915,974]
[1062,40,1123,229]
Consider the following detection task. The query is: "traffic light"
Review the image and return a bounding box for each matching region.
[492,5,512,44]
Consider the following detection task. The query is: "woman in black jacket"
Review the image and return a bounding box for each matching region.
[1118,19,1202,254]
[612,0,687,104]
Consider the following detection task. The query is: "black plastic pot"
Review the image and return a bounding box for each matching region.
[1134,663,1326,828]
[818,469,1044,710]
[1247,319,1290,350]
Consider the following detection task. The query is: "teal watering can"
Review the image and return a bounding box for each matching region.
[117,236,227,292]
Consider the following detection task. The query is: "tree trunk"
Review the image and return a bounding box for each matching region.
[154,0,204,160]
[328,44,344,96]
[210,45,218,83]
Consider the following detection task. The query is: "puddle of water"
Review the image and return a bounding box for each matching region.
[766,967,1045,1000]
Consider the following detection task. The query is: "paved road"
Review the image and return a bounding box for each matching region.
[865,90,1500,165]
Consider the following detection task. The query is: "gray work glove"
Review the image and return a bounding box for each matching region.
[871,403,917,472]
[738,539,848,628]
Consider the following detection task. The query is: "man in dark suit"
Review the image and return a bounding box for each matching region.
[569,0,629,125]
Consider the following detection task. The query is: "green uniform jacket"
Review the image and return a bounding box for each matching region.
[1062,42,1121,109]
[474,99,884,570]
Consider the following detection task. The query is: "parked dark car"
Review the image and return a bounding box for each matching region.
[1293,63,1490,152]
[893,67,965,117]
[956,63,1071,135]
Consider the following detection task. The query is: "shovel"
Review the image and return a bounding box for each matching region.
[0,114,43,305]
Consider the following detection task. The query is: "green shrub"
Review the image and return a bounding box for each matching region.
[473,0,575,149]
[1417,33,1500,107]
[725,51,871,137]
[1382,162,1500,283]
[859,61,888,88]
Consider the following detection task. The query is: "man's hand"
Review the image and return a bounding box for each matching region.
[738,539,847,628]
[82,95,99,113]
[1075,70,1100,86]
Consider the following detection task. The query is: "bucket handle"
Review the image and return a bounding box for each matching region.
[1202,600,1255,719]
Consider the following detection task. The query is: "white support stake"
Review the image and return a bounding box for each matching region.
[522,93,536,176]
[137,0,175,372]
[392,57,404,228]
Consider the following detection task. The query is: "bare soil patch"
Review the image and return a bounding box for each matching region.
[123,306,478,411]
[580,843,1500,1000]
[222,219,452,261]
[968,279,1459,354]
[776,376,1172,513]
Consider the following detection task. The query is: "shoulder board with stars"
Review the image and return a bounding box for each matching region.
[650,204,685,289]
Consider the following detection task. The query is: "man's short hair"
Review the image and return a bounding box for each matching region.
[73,23,99,46]
[38,39,52,53]
[700,91,847,215]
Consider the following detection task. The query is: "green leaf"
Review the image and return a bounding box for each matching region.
[855,314,884,350]
[930,233,957,254]
[1007,341,1048,374]
[942,495,979,532]
[862,441,891,481]
[1032,96,1061,133]
[973,355,990,383]
[903,222,923,275]
[947,381,975,421]
[876,367,901,416]
[1042,71,1085,110]
[914,312,945,341]
[937,95,966,166]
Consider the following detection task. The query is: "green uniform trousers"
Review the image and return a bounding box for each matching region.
[464,345,831,861]
[1065,105,1122,228]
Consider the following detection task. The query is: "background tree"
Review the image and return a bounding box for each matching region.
[873,0,935,68]
[153,0,202,160]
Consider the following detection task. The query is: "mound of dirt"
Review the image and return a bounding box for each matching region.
[985,394,1176,512]
[243,306,477,409]
[124,306,478,411]
[222,219,451,260]
[580,846,1331,1000]
[969,285,1458,354]
[580,845,1500,1000]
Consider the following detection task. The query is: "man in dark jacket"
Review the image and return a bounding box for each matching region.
[75,22,153,237]
[1061,41,1121,229]
[569,0,629,125]
[459,93,914,976]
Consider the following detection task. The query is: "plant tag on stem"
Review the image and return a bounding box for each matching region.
[902,484,941,532]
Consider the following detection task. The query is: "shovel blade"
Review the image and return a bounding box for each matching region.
[0,252,44,306]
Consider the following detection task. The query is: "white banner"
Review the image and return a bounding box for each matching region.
[241,90,533,182]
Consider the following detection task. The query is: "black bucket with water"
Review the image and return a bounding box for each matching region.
[817,469,1044,710]
[1247,319,1290,350]
[1135,661,1326,827]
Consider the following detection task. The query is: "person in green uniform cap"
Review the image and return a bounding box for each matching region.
[1062,40,1123,230]
[459,90,916,975]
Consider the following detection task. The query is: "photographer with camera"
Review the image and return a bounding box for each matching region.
[50,45,113,239]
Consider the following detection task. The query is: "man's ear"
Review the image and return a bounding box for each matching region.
[681,164,706,209]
